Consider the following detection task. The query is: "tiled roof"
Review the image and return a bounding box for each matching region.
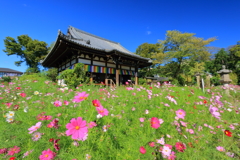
[66,26,151,62]
[0,68,23,73]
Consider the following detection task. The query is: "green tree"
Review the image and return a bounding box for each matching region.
[3,35,49,72]
[157,30,216,78]
[57,63,89,88]
[229,41,240,84]
[135,42,167,65]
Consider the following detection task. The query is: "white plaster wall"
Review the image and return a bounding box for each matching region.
[93,61,105,66]
[78,59,91,64]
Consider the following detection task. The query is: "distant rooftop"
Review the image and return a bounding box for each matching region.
[0,68,23,73]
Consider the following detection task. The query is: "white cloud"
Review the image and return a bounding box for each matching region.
[146,31,152,35]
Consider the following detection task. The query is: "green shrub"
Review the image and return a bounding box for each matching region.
[46,68,58,82]
[177,75,185,86]
[210,75,221,86]
[171,78,179,86]
[138,78,147,85]
[57,63,89,88]
[0,76,12,83]
[25,67,39,74]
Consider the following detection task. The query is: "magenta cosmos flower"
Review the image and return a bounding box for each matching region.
[216,146,225,152]
[96,106,109,116]
[175,109,186,119]
[139,146,146,154]
[39,148,56,160]
[28,122,42,134]
[66,117,88,141]
[151,117,160,129]
[175,142,186,152]
[72,92,89,103]
[7,146,20,156]
[92,99,102,107]
[53,100,62,107]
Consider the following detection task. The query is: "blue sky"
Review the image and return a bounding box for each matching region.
[0,0,239,72]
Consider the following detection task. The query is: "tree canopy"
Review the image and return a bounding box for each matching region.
[157,30,216,78]
[3,35,49,72]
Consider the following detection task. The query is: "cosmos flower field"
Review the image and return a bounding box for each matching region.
[0,74,239,160]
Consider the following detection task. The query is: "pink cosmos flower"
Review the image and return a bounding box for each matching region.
[151,117,160,129]
[32,132,42,141]
[164,103,170,107]
[139,118,145,122]
[216,146,225,152]
[0,148,8,154]
[229,124,235,130]
[159,119,164,124]
[72,92,89,103]
[49,118,60,129]
[96,106,109,116]
[126,87,134,90]
[20,93,26,97]
[156,137,165,145]
[28,122,42,134]
[64,100,70,105]
[139,146,146,154]
[92,99,101,107]
[188,129,194,134]
[226,152,234,158]
[175,109,186,119]
[88,121,97,128]
[53,100,62,107]
[23,149,33,158]
[7,146,20,156]
[39,148,56,160]
[148,142,155,147]
[162,146,171,157]
[66,117,88,141]
[168,151,176,160]
[164,144,173,149]
[175,142,186,152]
[180,121,187,127]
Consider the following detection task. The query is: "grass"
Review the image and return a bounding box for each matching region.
[0,74,239,160]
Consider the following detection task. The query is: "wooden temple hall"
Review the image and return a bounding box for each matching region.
[41,26,152,86]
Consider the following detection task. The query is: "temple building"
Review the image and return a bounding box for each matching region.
[0,68,23,77]
[41,26,152,85]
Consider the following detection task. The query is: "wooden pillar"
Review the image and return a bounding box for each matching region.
[116,61,119,86]
[105,58,108,84]
[135,65,138,86]
[90,73,93,83]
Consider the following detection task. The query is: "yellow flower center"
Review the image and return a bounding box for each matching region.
[45,154,48,157]
[75,126,80,130]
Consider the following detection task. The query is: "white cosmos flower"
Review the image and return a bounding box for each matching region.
[24,107,29,113]
[6,117,14,122]
[96,114,102,119]
[34,91,39,95]
[6,111,15,118]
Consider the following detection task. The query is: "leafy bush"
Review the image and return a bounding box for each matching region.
[46,68,58,82]
[138,78,147,85]
[57,63,89,88]
[210,75,221,86]
[25,67,39,74]
[0,76,12,83]
[171,78,179,86]
[177,75,185,86]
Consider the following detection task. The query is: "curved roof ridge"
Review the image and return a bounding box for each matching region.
[69,26,120,44]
